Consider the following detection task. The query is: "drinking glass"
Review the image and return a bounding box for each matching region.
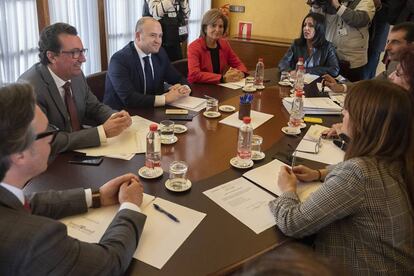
[251,135,263,159]
[159,120,175,143]
[169,161,188,189]
[206,98,218,113]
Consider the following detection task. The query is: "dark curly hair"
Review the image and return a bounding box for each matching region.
[38,22,78,65]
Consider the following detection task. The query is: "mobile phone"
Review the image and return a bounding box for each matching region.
[68,155,103,166]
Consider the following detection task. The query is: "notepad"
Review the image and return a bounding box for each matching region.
[283,97,342,115]
[60,194,206,269]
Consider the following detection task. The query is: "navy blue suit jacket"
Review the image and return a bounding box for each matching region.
[104,42,188,109]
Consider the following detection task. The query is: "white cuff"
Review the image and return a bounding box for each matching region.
[84,188,92,208]
[97,125,107,144]
[154,95,166,107]
[337,5,346,16]
[119,202,142,213]
[342,84,347,92]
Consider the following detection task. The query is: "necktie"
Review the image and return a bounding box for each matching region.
[143,56,154,94]
[63,82,81,131]
[23,198,32,213]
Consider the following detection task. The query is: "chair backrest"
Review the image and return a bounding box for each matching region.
[86,71,107,102]
[171,58,188,78]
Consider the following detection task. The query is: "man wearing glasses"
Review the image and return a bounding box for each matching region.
[0,83,146,275]
[19,22,131,155]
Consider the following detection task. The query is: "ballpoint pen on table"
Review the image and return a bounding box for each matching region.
[153,203,180,223]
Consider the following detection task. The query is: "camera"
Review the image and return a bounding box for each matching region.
[309,0,341,14]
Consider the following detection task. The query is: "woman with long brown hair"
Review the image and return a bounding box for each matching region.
[269,80,414,274]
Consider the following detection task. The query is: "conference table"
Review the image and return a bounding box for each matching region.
[24,69,341,275]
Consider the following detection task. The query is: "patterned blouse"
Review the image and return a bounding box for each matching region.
[269,157,414,275]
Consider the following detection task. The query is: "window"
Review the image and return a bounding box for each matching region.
[48,0,101,75]
[0,0,39,83]
[188,0,211,43]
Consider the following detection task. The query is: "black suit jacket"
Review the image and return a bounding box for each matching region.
[104,41,188,109]
[0,186,146,275]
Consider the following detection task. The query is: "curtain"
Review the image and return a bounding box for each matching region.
[105,0,143,61]
[48,0,101,75]
[0,0,39,83]
[188,0,211,43]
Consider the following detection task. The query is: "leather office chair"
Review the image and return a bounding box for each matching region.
[86,71,107,102]
[171,58,188,78]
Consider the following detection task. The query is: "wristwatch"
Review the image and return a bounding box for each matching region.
[91,190,101,208]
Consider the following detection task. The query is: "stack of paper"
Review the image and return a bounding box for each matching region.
[61,194,206,269]
[295,125,345,165]
[75,116,155,159]
[217,78,245,89]
[304,73,319,84]
[170,96,206,112]
[283,97,342,115]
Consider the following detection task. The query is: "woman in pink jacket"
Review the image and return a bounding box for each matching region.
[187,9,247,84]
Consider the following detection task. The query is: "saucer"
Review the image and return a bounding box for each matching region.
[278,80,293,87]
[165,179,192,192]
[174,124,187,134]
[219,105,236,113]
[138,166,163,179]
[230,157,254,169]
[255,84,265,90]
[242,86,257,93]
[281,126,301,135]
[299,122,306,129]
[252,151,266,161]
[161,135,178,145]
[203,111,221,118]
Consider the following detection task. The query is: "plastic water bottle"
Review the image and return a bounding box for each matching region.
[289,90,304,127]
[292,57,304,86]
[294,64,305,91]
[254,58,265,89]
[145,123,161,169]
[237,117,253,166]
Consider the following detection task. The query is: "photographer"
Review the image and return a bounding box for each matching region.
[308,0,375,81]
[143,0,190,62]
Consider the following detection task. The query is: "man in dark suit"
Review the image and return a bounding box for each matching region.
[104,17,190,110]
[19,23,132,154]
[0,83,146,275]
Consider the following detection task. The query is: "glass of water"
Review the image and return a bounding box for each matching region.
[169,161,188,189]
[244,76,256,92]
[159,120,175,143]
[206,98,218,113]
[251,135,264,160]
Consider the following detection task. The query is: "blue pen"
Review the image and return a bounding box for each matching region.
[153,203,180,223]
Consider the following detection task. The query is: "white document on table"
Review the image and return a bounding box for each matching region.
[304,73,319,84]
[170,96,206,112]
[283,97,342,115]
[203,177,276,234]
[295,125,345,165]
[243,159,321,201]
[75,116,154,157]
[217,78,245,89]
[219,110,274,130]
[60,194,206,269]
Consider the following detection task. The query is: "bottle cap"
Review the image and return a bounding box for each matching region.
[149,123,158,131]
[298,57,304,62]
[298,65,305,70]
[243,117,251,124]
[258,58,263,62]
[295,89,304,97]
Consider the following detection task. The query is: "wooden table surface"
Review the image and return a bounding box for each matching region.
[24,69,341,276]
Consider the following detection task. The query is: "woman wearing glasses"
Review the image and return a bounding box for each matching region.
[269,80,414,274]
[278,13,339,77]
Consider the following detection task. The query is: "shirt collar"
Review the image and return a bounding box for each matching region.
[47,66,69,89]
[134,41,152,60]
[0,182,24,205]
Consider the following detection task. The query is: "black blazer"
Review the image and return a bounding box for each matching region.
[104,41,188,109]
